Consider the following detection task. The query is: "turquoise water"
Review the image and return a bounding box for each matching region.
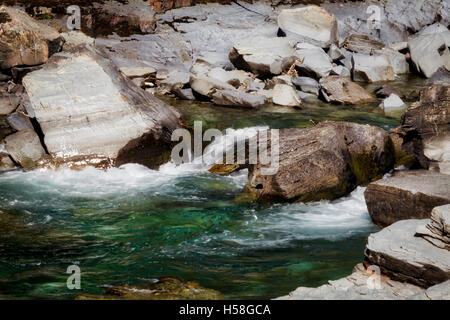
[0,75,426,299]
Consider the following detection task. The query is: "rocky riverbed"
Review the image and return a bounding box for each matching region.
[0,0,449,299]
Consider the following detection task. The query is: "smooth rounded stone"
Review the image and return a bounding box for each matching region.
[159,70,191,91]
[343,34,385,55]
[352,54,395,83]
[291,76,319,95]
[22,46,181,169]
[330,65,350,78]
[374,85,406,99]
[4,129,46,169]
[294,45,333,79]
[244,121,394,202]
[385,0,443,34]
[173,87,195,101]
[119,66,157,79]
[365,219,450,288]
[277,6,338,48]
[229,36,297,77]
[416,204,450,250]
[212,90,266,109]
[6,109,33,131]
[364,170,450,227]
[408,32,450,78]
[272,84,302,107]
[379,94,406,111]
[276,263,425,300]
[0,6,61,69]
[189,74,236,99]
[401,84,450,173]
[319,76,375,105]
[328,44,345,61]
[61,31,94,51]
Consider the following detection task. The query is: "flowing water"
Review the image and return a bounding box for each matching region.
[0,75,426,299]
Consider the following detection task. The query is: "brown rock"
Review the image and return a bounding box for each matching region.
[364,170,450,227]
[320,76,375,105]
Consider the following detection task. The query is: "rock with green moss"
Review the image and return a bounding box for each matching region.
[76,276,225,300]
[244,121,394,202]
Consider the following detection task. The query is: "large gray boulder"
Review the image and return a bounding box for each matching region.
[272,84,302,107]
[291,77,320,95]
[319,76,375,105]
[352,54,395,83]
[364,170,450,227]
[0,6,62,69]
[229,36,297,77]
[365,219,450,288]
[190,74,236,99]
[408,25,450,78]
[401,84,450,174]
[294,44,333,79]
[21,46,182,169]
[244,121,394,202]
[277,6,338,48]
[212,90,266,109]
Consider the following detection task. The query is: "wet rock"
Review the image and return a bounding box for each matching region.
[277,6,338,48]
[374,85,405,99]
[4,129,46,169]
[0,149,14,171]
[22,46,182,169]
[408,28,450,78]
[343,34,385,55]
[364,170,450,227]
[291,77,319,95]
[277,263,425,300]
[229,36,297,77]
[0,6,61,69]
[212,90,266,109]
[272,84,302,107]
[365,219,450,288]
[294,44,333,79]
[76,276,224,300]
[416,204,450,250]
[245,121,394,202]
[319,76,375,105]
[352,54,395,83]
[209,163,242,176]
[190,74,235,99]
[401,84,450,173]
[379,94,406,112]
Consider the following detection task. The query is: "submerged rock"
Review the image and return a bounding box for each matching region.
[319,76,375,105]
[364,170,450,227]
[0,6,62,69]
[365,219,450,288]
[76,276,224,300]
[245,121,394,202]
[277,6,338,48]
[21,46,182,169]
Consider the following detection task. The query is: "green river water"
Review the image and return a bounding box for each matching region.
[0,75,426,299]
